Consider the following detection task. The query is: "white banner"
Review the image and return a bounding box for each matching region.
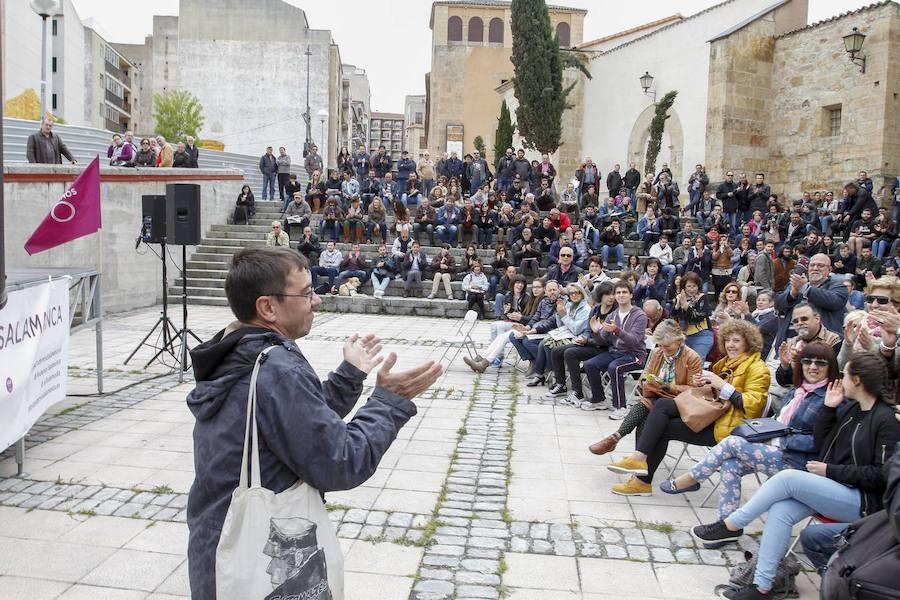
[0,279,70,451]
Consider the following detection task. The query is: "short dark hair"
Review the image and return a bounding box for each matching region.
[614,280,634,294]
[225,248,309,322]
[792,341,839,388]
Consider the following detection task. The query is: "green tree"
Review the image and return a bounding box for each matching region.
[510,0,589,155]
[644,91,678,175]
[492,100,515,169]
[152,90,204,142]
[473,135,487,157]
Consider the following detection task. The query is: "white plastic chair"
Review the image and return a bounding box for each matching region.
[437,310,480,373]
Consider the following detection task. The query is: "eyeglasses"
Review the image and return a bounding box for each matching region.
[865,295,891,305]
[267,289,317,300]
[726,289,738,295]
[800,358,829,367]
[791,315,811,324]
[560,253,573,257]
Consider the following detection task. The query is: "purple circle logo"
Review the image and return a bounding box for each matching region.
[5,378,12,393]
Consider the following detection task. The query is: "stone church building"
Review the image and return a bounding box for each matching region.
[579,0,900,198]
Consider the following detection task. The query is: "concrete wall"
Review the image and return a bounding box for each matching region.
[3,166,243,313]
[52,0,86,126]
[2,0,46,109]
[763,3,900,196]
[579,0,803,186]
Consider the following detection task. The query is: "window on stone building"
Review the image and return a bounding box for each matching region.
[52,57,57,73]
[556,22,571,48]
[468,17,484,43]
[51,19,57,35]
[489,18,504,43]
[828,107,842,137]
[448,16,463,42]
[52,94,57,110]
[415,112,423,125]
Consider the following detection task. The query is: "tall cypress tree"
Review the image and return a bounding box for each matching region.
[510,0,586,155]
[473,135,487,157]
[493,100,515,169]
[644,91,678,175]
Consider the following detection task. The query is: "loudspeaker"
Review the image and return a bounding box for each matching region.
[165,183,201,245]
[141,195,167,243]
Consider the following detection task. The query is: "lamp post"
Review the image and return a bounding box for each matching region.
[842,27,867,73]
[302,45,312,157]
[30,0,61,120]
[639,71,656,103]
[317,108,329,162]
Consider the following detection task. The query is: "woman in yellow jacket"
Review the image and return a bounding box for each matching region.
[607,319,770,496]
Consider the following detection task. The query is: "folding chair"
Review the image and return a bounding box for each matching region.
[697,393,777,507]
[786,513,839,569]
[437,311,480,383]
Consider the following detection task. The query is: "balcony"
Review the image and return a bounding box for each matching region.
[105,118,122,132]
[105,89,124,110]
[104,60,127,86]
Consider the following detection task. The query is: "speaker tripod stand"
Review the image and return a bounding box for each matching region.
[125,240,182,369]
[175,244,203,382]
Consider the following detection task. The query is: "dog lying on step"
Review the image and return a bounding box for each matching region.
[338,277,362,297]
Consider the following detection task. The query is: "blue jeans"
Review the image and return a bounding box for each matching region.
[494,292,506,319]
[403,193,420,209]
[366,222,388,242]
[872,239,889,258]
[601,244,624,268]
[510,334,541,362]
[262,173,276,200]
[584,351,642,408]
[310,266,338,288]
[684,328,714,362]
[688,188,701,211]
[437,224,458,244]
[319,220,340,241]
[660,264,676,284]
[725,211,739,232]
[800,523,846,572]
[371,272,391,293]
[819,215,833,234]
[413,223,435,245]
[478,228,494,247]
[588,229,600,251]
[728,470,861,590]
[337,269,368,286]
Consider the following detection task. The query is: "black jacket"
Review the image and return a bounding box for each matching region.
[716,181,739,213]
[623,168,641,190]
[815,401,900,517]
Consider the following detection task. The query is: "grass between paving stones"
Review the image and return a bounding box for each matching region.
[57,402,87,416]
[324,502,352,512]
[635,519,676,534]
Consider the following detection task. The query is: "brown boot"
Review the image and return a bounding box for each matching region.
[462,356,480,372]
[342,223,350,241]
[589,434,620,456]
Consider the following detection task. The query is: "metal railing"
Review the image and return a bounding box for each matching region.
[2,118,310,197]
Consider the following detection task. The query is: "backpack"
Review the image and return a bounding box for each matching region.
[821,441,900,600]
[715,551,800,599]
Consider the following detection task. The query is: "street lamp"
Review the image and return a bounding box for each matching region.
[842,27,867,73]
[30,0,61,120]
[302,45,312,157]
[317,108,329,159]
[639,71,656,102]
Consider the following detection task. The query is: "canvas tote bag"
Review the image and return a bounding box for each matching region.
[216,346,344,600]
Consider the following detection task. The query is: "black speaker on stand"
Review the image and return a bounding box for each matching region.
[166,184,203,382]
[126,195,181,368]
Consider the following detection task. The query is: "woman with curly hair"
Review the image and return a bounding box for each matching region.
[660,342,837,520]
[607,319,770,496]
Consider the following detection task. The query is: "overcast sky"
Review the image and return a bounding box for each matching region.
[70,0,872,112]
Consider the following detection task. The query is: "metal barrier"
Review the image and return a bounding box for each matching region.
[3,117,310,196]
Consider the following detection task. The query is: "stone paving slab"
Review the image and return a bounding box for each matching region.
[0,306,820,599]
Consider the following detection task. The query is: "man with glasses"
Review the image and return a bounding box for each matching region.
[546,247,584,286]
[186,247,441,597]
[774,253,847,351]
[467,150,492,195]
[265,221,290,247]
[774,302,840,386]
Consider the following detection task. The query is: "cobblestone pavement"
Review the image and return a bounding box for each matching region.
[0,305,822,599]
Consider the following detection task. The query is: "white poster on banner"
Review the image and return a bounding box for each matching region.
[0,279,70,451]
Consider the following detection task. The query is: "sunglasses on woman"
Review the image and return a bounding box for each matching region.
[800,358,829,367]
[865,295,891,305]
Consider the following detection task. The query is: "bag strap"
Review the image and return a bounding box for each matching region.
[238,346,279,490]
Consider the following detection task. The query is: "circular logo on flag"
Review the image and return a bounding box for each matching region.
[50,200,76,223]
[5,378,12,393]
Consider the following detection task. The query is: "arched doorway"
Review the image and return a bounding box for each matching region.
[627,103,684,180]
